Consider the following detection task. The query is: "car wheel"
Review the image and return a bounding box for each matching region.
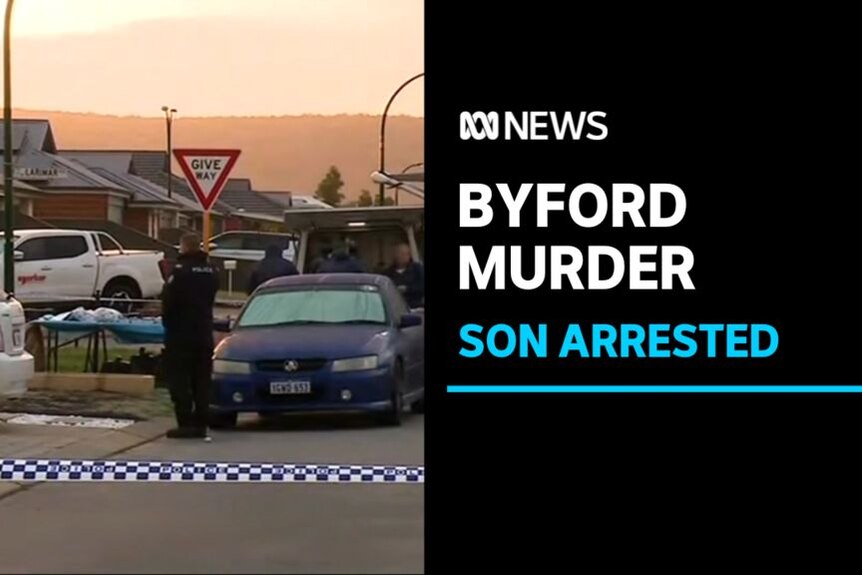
[101,280,141,314]
[410,395,425,414]
[208,411,238,429]
[378,362,405,426]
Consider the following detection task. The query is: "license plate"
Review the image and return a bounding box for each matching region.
[12,329,21,348]
[270,381,311,395]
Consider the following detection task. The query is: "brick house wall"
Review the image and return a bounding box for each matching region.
[225,216,243,231]
[124,208,150,235]
[34,194,108,220]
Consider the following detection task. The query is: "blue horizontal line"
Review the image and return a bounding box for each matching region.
[447,385,862,393]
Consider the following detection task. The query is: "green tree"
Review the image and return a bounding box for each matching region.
[374,195,395,206]
[358,189,374,207]
[314,166,345,206]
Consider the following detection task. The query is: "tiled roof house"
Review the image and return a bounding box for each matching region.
[219,178,290,230]
[60,150,190,237]
[4,119,293,242]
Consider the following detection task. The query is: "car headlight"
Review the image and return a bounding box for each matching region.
[213,359,252,375]
[331,355,379,372]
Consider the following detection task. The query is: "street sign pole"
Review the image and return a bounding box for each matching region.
[172,149,241,247]
[3,0,16,295]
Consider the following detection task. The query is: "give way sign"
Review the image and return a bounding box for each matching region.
[173,149,242,211]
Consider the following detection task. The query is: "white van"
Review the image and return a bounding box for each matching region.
[207,231,298,263]
[0,292,34,395]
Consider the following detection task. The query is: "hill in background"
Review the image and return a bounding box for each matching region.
[13,109,424,201]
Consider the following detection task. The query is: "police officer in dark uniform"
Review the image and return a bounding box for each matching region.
[317,238,366,273]
[308,246,333,274]
[246,244,299,294]
[161,232,220,438]
[384,242,425,308]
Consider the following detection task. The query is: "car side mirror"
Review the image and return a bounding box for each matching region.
[399,314,423,329]
[13,250,24,262]
[213,318,232,333]
[207,242,218,251]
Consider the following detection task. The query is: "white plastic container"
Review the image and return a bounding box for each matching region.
[0,291,34,395]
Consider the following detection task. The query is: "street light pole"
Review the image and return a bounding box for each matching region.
[3,0,15,295]
[161,106,176,200]
[378,72,423,206]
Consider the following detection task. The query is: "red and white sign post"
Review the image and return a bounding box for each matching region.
[173,149,241,247]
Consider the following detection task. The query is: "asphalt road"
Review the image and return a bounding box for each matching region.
[0,413,424,574]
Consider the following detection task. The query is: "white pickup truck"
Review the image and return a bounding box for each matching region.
[0,229,166,303]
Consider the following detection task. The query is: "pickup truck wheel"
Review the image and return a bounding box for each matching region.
[101,280,141,313]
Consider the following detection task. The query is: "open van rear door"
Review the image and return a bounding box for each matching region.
[283,206,424,273]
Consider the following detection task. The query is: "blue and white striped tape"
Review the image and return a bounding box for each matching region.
[0,459,424,484]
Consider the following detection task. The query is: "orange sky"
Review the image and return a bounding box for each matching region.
[3,0,424,117]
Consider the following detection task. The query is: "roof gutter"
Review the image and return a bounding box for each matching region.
[229,211,284,223]
[127,201,183,210]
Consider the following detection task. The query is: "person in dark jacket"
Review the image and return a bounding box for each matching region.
[317,238,366,273]
[385,243,425,308]
[247,245,299,294]
[161,233,220,439]
[308,246,333,274]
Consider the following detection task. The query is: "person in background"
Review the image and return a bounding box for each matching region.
[373,260,388,274]
[161,232,220,439]
[385,242,425,308]
[308,246,333,274]
[247,244,299,294]
[317,238,366,273]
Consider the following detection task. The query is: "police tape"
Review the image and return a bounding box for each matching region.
[0,459,424,484]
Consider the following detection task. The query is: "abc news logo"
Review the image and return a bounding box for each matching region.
[459,111,608,141]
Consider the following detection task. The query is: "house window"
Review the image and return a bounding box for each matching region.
[107,198,124,224]
[159,210,177,229]
[19,199,34,216]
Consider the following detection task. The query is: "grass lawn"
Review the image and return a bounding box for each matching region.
[54,344,91,373]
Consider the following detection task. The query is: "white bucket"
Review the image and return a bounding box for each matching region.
[1,294,35,396]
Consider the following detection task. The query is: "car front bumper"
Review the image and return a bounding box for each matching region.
[211,366,394,413]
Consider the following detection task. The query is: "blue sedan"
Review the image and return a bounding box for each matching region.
[209,273,424,427]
